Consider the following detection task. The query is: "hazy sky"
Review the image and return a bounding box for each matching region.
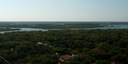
[0,0,128,21]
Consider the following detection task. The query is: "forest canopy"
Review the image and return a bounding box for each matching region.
[0,29,127,64]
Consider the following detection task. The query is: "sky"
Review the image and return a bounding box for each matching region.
[0,0,128,22]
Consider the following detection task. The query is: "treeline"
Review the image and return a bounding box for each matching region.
[0,29,128,64]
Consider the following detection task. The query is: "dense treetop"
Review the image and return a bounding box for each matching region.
[0,29,128,64]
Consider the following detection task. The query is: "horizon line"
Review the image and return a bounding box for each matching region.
[0,20,128,22]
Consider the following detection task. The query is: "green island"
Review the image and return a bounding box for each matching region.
[29,24,103,29]
[0,27,20,31]
[0,29,127,64]
[0,22,104,29]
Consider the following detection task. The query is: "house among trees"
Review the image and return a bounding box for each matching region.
[107,61,120,64]
[91,47,104,52]
[59,54,79,62]
[37,42,43,45]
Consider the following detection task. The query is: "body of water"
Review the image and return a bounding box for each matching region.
[72,25,128,30]
[0,25,128,34]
